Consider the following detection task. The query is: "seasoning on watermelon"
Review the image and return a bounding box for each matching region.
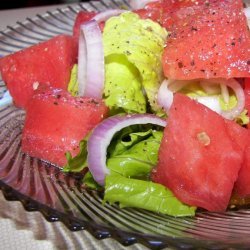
[21,85,109,167]
[162,0,250,79]
[0,35,77,108]
[137,0,250,79]
[152,93,244,212]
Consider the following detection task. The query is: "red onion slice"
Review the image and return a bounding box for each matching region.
[209,78,245,120]
[200,80,221,95]
[157,78,245,120]
[244,7,250,20]
[78,20,104,99]
[92,9,126,23]
[220,83,229,104]
[87,114,167,185]
[157,79,174,112]
[0,90,12,107]
[129,0,158,10]
[195,96,222,115]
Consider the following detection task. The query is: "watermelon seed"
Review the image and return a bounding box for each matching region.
[197,132,210,146]
[33,81,39,90]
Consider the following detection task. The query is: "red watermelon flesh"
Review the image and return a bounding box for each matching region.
[138,0,250,79]
[224,119,249,152]
[232,84,250,197]
[152,93,243,212]
[0,35,77,109]
[162,0,250,79]
[234,136,250,198]
[21,86,109,167]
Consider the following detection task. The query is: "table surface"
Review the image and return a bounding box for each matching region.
[0,4,155,250]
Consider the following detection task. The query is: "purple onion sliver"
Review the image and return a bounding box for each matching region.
[78,24,88,96]
[0,91,13,107]
[129,0,158,10]
[92,9,126,23]
[87,113,167,185]
[78,20,104,99]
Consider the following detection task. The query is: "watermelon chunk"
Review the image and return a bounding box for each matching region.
[21,86,108,167]
[152,94,243,212]
[138,0,250,79]
[162,0,250,79]
[0,35,77,108]
[234,138,250,198]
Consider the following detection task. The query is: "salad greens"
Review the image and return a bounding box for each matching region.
[68,12,167,114]
[103,12,168,113]
[67,64,78,96]
[104,174,196,217]
[64,125,196,217]
[107,127,162,179]
[64,139,88,173]
[104,54,146,114]
[64,12,200,217]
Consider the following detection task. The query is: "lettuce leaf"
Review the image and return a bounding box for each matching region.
[63,125,195,217]
[104,54,146,114]
[83,171,102,190]
[67,64,78,96]
[103,12,168,113]
[104,174,196,217]
[103,127,196,217]
[107,128,162,179]
[63,139,88,172]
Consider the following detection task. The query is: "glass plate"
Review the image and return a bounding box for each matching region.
[1,1,250,249]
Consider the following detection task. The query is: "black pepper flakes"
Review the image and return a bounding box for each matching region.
[178,62,184,68]
[90,99,99,105]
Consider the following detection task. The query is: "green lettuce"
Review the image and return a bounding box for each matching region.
[107,128,162,179]
[103,12,168,113]
[82,171,102,190]
[104,174,196,217]
[63,125,195,217]
[67,64,78,96]
[104,54,146,114]
[63,139,88,173]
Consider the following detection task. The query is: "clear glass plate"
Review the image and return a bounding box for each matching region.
[1,1,250,249]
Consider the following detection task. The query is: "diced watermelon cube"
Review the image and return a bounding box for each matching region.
[152,94,244,212]
[138,0,250,79]
[234,142,250,198]
[0,35,77,108]
[21,86,109,167]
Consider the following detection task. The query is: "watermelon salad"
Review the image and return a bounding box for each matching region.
[0,0,250,217]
